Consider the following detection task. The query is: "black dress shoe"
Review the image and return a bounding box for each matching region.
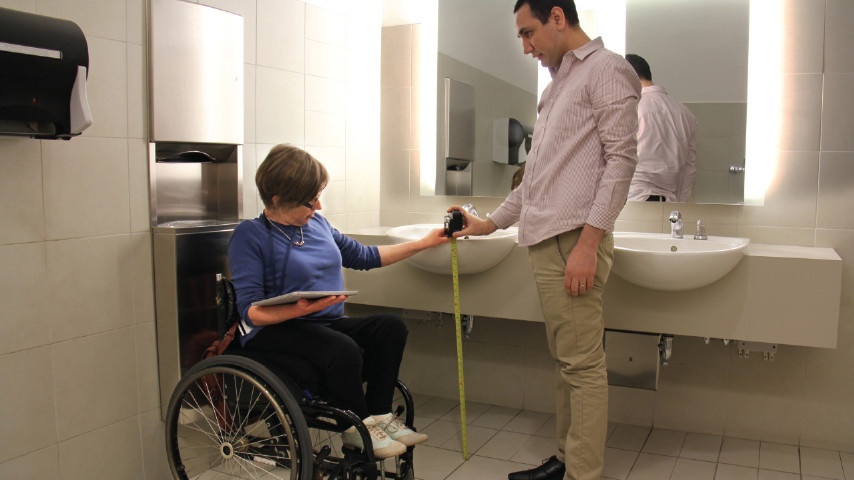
[508,456,565,480]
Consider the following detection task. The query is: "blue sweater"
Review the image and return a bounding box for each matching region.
[228,213,381,344]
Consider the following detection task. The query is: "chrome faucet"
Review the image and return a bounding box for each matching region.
[461,203,479,218]
[669,210,683,239]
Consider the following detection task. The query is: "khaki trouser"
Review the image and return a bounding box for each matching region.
[527,229,613,480]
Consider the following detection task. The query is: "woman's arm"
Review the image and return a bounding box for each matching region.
[377,227,449,266]
[246,295,349,326]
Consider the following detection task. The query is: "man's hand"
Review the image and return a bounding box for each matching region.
[564,225,604,296]
[447,206,498,237]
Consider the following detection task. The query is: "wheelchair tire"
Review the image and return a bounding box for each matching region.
[165,355,314,479]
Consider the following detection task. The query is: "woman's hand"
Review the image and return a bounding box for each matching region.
[378,227,449,266]
[248,295,349,326]
[421,227,451,248]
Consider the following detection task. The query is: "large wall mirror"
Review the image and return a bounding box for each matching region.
[421,0,753,205]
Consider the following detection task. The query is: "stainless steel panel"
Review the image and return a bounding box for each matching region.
[150,0,243,144]
[444,77,475,161]
[154,222,237,417]
[148,142,242,226]
[605,330,661,390]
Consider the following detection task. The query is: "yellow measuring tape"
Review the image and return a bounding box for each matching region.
[450,238,469,460]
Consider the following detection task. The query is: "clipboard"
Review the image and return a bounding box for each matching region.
[251,290,358,307]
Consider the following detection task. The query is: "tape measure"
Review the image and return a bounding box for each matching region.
[450,238,469,460]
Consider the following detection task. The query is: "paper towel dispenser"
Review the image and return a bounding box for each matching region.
[0,7,93,139]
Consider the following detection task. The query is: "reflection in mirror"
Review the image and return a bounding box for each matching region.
[422,0,751,205]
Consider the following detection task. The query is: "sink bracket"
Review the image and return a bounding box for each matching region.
[737,341,777,361]
[461,314,474,339]
[658,335,674,366]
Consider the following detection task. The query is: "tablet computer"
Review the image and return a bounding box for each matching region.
[251,290,359,307]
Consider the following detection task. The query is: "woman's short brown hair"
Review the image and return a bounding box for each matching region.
[256,144,329,209]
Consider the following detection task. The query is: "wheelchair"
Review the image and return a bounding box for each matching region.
[164,277,418,480]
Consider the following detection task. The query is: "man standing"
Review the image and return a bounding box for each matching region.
[451,1,639,479]
[625,53,697,203]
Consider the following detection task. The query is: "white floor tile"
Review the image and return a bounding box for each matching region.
[606,424,651,452]
[445,455,534,480]
[626,453,677,480]
[421,420,463,448]
[759,442,800,474]
[417,397,459,419]
[503,410,552,435]
[641,429,686,457]
[439,402,491,425]
[719,437,760,468]
[413,445,466,480]
[510,434,556,466]
[757,470,799,480]
[714,463,757,480]
[533,414,557,438]
[681,432,723,463]
[800,447,844,479]
[841,452,854,479]
[438,425,498,454]
[476,431,532,460]
[670,458,716,480]
[471,405,520,430]
[603,447,639,480]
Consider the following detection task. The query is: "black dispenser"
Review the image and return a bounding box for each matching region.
[0,7,92,139]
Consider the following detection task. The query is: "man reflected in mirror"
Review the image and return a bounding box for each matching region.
[625,53,698,203]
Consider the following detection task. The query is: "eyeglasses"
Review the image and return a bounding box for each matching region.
[302,194,321,209]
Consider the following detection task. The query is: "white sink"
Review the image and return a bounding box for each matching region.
[387,224,518,275]
[612,232,750,291]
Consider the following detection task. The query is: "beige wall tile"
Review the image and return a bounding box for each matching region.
[1,0,35,11]
[777,73,823,152]
[306,40,346,80]
[381,87,412,151]
[380,149,411,212]
[738,151,819,229]
[346,179,379,213]
[241,143,258,218]
[244,64,256,143]
[0,138,44,245]
[825,0,854,74]
[84,37,129,139]
[521,345,555,413]
[306,76,347,114]
[307,145,346,181]
[779,0,825,74]
[654,361,726,435]
[320,179,346,217]
[305,111,345,147]
[306,3,347,48]
[799,376,854,451]
[128,139,150,232]
[381,25,412,88]
[820,74,854,152]
[805,305,854,380]
[255,67,305,144]
[52,329,138,440]
[36,0,126,41]
[130,232,154,326]
[0,243,50,355]
[610,386,655,426]
[0,347,57,462]
[58,418,142,480]
[126,0,144,45]
[139,409,171,479]
[463,342,525,408]
[817,152,854,229]
[735,226,815,247]
[344,211,379,230]
[42,137,130,239]
[135,323,160,413]
[724,367,803,444]
[126,44,146,139]
[256,0,304,71]
[47,235,134,341]
[0,446,59,480]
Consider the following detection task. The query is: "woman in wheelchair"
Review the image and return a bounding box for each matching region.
[228,144,448,459]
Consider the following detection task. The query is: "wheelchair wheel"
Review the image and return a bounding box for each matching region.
[165,355,314,479]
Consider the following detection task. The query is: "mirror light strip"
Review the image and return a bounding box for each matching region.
[744,0,782,205]
[0,41,62,59]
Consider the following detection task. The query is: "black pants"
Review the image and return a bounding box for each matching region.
[243,314,408,419]
[646,195,666,202]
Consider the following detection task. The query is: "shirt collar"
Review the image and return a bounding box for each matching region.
[552,36,605,79]
[642,85,668,95]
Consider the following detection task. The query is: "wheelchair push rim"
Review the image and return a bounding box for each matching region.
[165,356,313,480]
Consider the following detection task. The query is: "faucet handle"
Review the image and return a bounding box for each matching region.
[694,220,708,240]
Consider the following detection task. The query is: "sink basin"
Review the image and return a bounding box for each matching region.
[611,232,750,291]
[386,224,518,274]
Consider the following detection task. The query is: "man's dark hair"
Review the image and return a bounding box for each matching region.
[625,54,652,82]
[513,0,579,27]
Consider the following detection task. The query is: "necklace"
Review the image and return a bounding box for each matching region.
[269,220,305,246]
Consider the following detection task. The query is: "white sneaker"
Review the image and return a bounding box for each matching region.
[341,417,407,459]
[374,413,428,447]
